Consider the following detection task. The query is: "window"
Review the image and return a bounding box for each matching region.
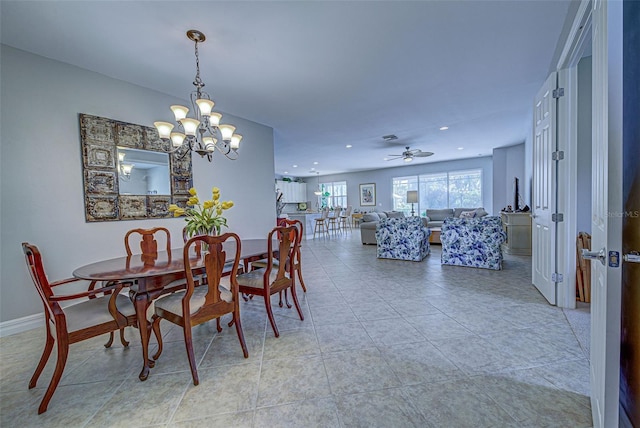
[392,169,482,216]
[319,181,347,209]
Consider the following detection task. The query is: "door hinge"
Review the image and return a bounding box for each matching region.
[552,273,564,283]
[553,88,565,98]
[552,151,564,161]
[552,213,564,222]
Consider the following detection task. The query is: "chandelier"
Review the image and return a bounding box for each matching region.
[154,30,242,162]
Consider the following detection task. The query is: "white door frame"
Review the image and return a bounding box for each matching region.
[554,0,592,309]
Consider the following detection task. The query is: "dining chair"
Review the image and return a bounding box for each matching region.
[339,205,353,232]
[236,225,304,337]
[150,233,248,385]
[312,207,330,239]
[22,242,138,414]
[251,218,307,293]
[124,227,185,343]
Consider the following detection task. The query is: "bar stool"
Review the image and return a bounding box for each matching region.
[313,207,330,239]
[327,207,342,235]
[338,205,352,232]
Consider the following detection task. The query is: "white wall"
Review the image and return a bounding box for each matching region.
[576,55,592,234]
[307,156,493,214]
[0,45,276,325]
[492,143,526,214]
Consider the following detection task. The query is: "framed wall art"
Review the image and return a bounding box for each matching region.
[359,183,376,206]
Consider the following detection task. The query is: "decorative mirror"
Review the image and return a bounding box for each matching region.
[80,114,193,222]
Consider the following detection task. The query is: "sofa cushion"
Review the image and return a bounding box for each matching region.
[459,210,476,219]
[426,209,454,221]
[378,212,388,219]
[385,211,405,219]
[362,212,380,222]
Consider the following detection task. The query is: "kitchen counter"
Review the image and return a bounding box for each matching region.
[285,212,322,238]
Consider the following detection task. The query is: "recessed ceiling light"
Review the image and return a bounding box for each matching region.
[292,164,298,168]
[345,144,352,148]
[439,126,449,131]
[310,167,315,171]
[383,157,388,161]
[313,161,318,165]
[457,147,464,150]
[284,171,288,174]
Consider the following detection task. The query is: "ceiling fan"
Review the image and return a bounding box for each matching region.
[387,146,434,162]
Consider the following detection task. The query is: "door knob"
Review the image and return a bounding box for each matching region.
[623,252,640,263]
[582,248,606,266]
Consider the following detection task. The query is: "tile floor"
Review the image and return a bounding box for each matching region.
[0,232,593,427]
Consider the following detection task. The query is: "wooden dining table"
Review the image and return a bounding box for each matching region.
[72,238,272,381]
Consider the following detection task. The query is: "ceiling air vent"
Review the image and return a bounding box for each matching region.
[382,134,398,142]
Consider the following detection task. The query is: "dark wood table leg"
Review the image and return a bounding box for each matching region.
[133,288,154,381]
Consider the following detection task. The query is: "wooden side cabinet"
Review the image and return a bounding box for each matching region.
[500,212,532,255]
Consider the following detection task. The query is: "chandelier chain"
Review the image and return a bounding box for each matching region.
[193,40,204,89]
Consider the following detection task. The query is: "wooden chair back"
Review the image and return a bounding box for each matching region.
[267,225,299,292]
[185,233,242,315]
[124,227,171,257]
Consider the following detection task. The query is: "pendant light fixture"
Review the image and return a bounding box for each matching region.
[154,30,242,162]
[314,172,322,195]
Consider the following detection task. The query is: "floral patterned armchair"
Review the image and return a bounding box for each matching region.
[440,216,507,270]
[375,217,431,262]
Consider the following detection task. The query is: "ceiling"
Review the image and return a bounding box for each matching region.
[1,1,572,177]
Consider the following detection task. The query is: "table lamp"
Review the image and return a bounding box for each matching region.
[406,191,418,216]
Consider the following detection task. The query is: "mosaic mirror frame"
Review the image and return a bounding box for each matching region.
[80,113,193,222]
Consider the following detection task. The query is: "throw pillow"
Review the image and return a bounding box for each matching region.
[474,207,489,217]
[459,210,476,219]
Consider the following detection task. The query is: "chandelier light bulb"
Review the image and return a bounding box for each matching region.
[170,132,186,147]
[196,99,214,116]
[208,112,222,127]
[180,118,200,136]
[230,134,243,150]
[170,105,189,121]
[121,163,134,175]
[202,136,216,148]
[219,124,236,142]
[154,121,174,139]
[118,152,125,162]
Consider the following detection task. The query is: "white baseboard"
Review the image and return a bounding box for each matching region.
[0,313,43,338]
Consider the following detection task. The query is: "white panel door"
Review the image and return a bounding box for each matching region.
[532,72,558,305]
[589,1,621,425]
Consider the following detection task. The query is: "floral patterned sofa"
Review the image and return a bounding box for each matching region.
[440,216,507,270]
[375,217,431,262]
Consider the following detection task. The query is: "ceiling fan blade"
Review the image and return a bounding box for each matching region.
[386,155,403,161]
[413,151,434,157]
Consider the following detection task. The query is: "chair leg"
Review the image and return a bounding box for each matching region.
[264,294,279,337]
[38,335,69,414]
[296,252,307,292]
[216,318,222,333]
[29,331,54,389]
[183,326,199,386]
[151,316,163,361]
[290,284,305,322]
[119,328,130,347]
[104,332,115,348]
[233,311,249,358]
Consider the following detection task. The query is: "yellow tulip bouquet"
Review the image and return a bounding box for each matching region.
[169,187,234,237]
